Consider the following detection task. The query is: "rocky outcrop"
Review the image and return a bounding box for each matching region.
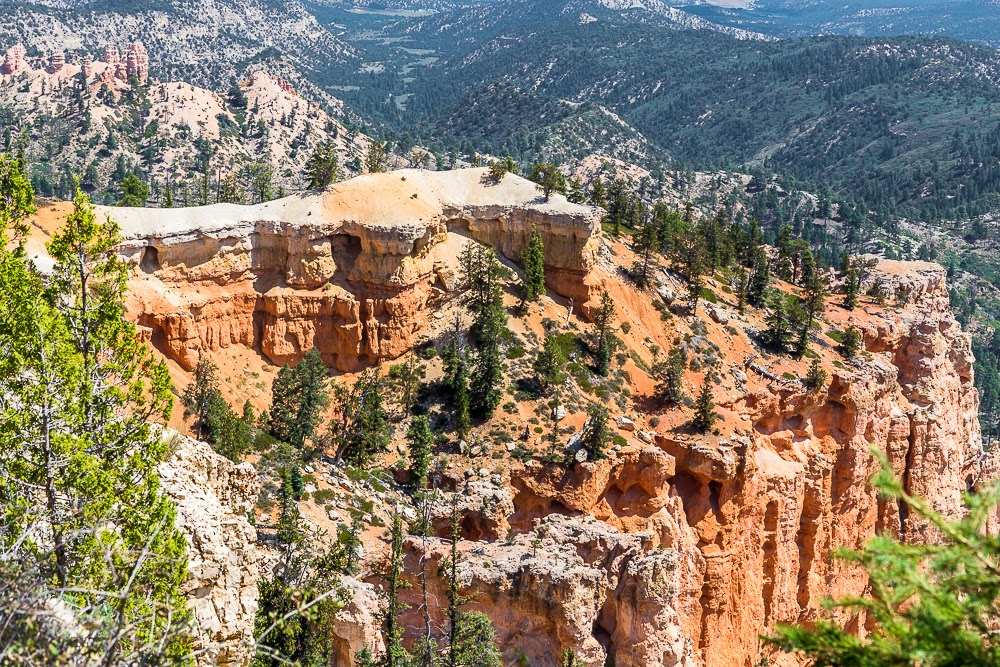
[439,260,991,667]
[159,432,260,667]
[1,44,26,74]
[398,514,695,667]
[113,168,602,371]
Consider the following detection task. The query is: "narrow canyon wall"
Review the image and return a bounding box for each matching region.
[111,168,601,372]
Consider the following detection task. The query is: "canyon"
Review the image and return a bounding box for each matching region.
[37,167,993,667]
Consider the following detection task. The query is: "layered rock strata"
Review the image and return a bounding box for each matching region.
[111,168,602,372]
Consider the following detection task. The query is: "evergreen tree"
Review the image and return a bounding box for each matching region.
[366,140,388,173]
[162,180,174,208]
[839,325,863,359]
[407,415,434,489]
[183,355,220,440]
[486,156,516,183]
[766,460,1000,667]
[567,177,586,204]
[218,172,243,204]
[632,207,659,286]
[332,370,391,465]
[796,268,828,357]
[521,224,546,302]
[582,404,611,461]
[533,333,566,391]
[117,172,148,206]
[0,184,189,662]
[248,161,273,203]
[205,391,253,462]
[692,376,719,433]
[592,290,617,376]
[384,513,412,667]
[653,346,687,406]
[734,266,749,313]
[804,358,828,390]
[844,268,860,310]
[528,162,567,201]
[471,298,506,419]
[763,293,794,354]
[748,251,771,308]
[269,348,330,450]
[305,141,340,188]
[588,177,607,209]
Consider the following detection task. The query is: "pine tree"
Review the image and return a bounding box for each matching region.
[593,290,617,376]
[748,251,771,308]
[471,298,506,419]
[183,355,220,440]
[305,140,340,188]
[567,177,586,204]
[796,268,828,357]
[734,266,749,313]
[269,348,330,450]
[528,162,566,201]
[533,334,566,391]
[218,171,243,204]
[654,346,687,406]
[844,268,860,310]
[632,208,659,286]
[763,293,794,354]
[766,459,1000,666]
[521,225,546,302]
[384,513,412,667]
[583,404,611,461]
[333,370,391,465]
[117,172,148,206]
[162,180,174,208]
[692,376,719,433]
[407,415,434,489]
[839,325,863,359]
[366,140,388,173]
[588,177,607,208]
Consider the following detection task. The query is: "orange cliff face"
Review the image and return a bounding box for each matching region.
[480,259,994,667]
[100,168,602,373]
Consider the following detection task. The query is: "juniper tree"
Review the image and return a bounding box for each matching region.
[162,180,174,207]
[0,183,190,663]
[567,177,586,204]
[521,224,546,302]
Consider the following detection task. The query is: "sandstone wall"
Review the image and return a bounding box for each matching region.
[113,168,602,371]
